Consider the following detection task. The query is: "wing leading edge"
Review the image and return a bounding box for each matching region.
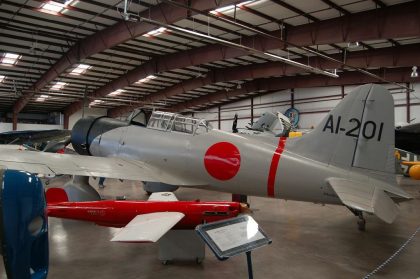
[0,148,204,186]
[0,148,159,182]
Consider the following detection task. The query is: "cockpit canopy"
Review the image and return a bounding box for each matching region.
[147,111,212,135]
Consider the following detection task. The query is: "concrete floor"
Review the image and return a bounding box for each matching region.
[1,176,419,279]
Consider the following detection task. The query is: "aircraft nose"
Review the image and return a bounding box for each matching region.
[71,116,128,155]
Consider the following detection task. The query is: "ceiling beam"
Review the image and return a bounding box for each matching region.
[66,1,420,117]
[12,0,242,114]
[287,1,419,46]
[167,67,419,112]
[108,43,420,117]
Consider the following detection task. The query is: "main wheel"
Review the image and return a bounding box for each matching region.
[357,219,366,231]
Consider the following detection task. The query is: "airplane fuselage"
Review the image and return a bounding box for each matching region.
[90,125,343,205]
[48,200,242,229]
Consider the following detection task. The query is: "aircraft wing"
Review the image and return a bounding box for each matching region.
[110,212,185,243]
[395,122,420,154]
[0,129,71,144]
[0,148,162,182]
[327,178,403,223]
[396,122,420,134]
[0,148,206,185]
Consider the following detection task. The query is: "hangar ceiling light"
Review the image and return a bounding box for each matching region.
[411,66,418,78]
[143,28,167,38]
[1,53,21,66]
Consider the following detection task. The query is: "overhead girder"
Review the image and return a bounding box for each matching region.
[12,0,242,114]
[166,67,419,113]
[107,43,420,117]
[63,1,420,118]
[288,1,420,46]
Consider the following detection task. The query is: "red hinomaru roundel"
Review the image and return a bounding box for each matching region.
[204,142,241,181]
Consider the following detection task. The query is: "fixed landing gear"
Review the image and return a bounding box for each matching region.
[347,207,366,231]
[357,212,366,231]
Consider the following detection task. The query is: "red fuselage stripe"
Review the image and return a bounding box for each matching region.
[267,137,287,197]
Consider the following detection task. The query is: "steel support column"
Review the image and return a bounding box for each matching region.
[406,82,411,123]
[291,89,295,108]
[218,106,221,130]
[250,97,254,125]
[63,113,69,130]
[12,113,17,131]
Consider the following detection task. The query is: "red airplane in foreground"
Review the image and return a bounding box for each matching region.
[46,188,244,242]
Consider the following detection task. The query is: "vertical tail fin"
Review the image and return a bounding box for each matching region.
[288,84,395,174]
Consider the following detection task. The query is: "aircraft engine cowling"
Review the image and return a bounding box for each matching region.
[408,165,420,180]
[71,116,128,155]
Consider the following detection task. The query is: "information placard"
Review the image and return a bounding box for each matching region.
[196,215,271,260]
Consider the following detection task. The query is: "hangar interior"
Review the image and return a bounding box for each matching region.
[0,0,419,278]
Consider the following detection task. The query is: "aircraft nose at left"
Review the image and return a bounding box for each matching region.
[71,116,128,155]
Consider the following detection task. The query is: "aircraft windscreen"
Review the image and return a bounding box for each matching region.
[147,111,212,135]
[127,109,147,126]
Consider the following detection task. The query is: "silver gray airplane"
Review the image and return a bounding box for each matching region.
[0,84,412,230]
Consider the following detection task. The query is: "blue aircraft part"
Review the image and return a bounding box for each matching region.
[284,108,300,128]
[0,169,49,279]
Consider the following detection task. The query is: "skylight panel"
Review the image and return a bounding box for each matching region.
[89,99,104,106]
[1,53,21,66]
[0,75,5,82]
[51,81,66,90]
[108,89,124,96]
[211,4,235,13]
[39,0,76,15]
[136,75,157,83]
[70,64,91,75]
[36,95,49,102]
[210,1,256,14]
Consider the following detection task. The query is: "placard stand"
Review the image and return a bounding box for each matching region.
[246,251,253,279]
[196,215,271,279]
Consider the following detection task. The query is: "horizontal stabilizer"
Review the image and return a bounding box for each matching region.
[327,178,399,223]
[111,212,185,243]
